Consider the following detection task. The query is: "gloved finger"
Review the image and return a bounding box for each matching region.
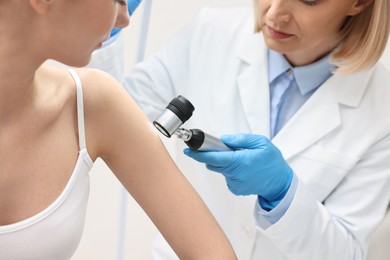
[206,162,244,179]
[221,133,270,150]
[128,0,142,15]
[205,164,229,174]
[226,183,242,196]
[183,148,234,167]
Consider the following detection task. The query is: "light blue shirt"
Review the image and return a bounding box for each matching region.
[256,49,333,228]
[269,49,334,138]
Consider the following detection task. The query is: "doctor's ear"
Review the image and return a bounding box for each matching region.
[29,0,52,14]
[347,0,374,16]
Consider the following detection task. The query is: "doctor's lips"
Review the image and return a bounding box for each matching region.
[267,26,294,40]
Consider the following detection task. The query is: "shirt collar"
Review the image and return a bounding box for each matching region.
[268,49,334,95]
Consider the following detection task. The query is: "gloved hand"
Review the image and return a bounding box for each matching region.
[184,134,293,207]
[110,0,143,37]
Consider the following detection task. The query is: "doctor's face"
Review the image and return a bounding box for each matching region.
[256,0,370,66]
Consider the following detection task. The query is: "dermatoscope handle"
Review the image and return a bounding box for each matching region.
[185,129,232,151]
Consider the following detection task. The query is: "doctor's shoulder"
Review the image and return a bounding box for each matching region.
[190,6,253,42]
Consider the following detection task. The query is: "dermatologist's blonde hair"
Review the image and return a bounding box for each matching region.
[253,0,390,74]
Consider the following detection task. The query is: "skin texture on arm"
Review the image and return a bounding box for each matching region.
[77,68,237,260]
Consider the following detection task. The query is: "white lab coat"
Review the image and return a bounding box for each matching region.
[92,7,390,260]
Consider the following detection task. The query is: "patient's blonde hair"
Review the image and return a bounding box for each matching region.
[253,0,390,74]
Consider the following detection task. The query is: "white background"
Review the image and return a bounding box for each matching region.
[72,0,390,259]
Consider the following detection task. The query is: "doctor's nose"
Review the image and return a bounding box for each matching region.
[266,0,292,23]
[115,3,130,29]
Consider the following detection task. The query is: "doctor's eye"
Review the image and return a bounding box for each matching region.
[116,0,126,6]
[300,0,319,6]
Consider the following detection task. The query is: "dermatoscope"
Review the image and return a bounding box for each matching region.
[153,96,232,151]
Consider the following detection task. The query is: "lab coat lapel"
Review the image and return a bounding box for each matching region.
[236,33,271,137]
[272,68,374,160]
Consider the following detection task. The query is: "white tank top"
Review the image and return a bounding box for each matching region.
[0,69,94,260]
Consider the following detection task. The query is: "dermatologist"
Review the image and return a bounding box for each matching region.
[92,0,390,259]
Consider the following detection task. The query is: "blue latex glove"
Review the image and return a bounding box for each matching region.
[184,134,293,206]
[127,0,142,15]
[110,0,142,37]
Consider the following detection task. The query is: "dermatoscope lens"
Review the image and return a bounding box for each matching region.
[153,95,195,137]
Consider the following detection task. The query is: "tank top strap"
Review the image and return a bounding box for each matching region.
[67,69,87,150]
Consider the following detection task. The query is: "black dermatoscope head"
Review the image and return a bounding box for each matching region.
[153,95,195,137]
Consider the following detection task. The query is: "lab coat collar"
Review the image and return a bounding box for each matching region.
[330,69,375,108]
[272,68,375,160]
[236,31,266,66]
[236,31,271,137]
